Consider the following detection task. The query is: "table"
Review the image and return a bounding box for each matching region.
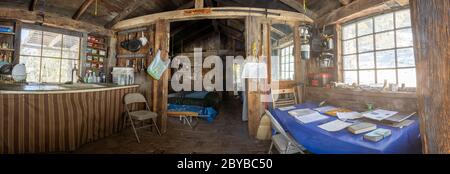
[269,103,422,154]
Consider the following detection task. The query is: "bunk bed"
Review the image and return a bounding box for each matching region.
[167,91,221,123]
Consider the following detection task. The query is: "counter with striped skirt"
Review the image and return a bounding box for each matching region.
[0,85,139,154]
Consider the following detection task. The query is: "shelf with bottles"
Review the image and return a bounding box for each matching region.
[0,19,17,64]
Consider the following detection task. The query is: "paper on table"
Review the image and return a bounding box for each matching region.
[294,112,328,124]
[278,106,297,111]
[318,120,354,132]
[363,109,398,121]
[314,106,338,113]
[288,109,317,117]
[337,112,363,120]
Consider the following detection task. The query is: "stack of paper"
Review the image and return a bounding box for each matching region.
[363,109,398,121]
[337,112,363,120]
[384,112,416,123]
[278,106,297,111]
[313,106,337,113]
[288,109,317,117]
[318,120,354,132]
[294,112,328,124]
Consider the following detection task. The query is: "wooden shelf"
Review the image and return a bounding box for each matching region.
[0,32,15,35]
[88,46,107,51]
[0,48,14,52]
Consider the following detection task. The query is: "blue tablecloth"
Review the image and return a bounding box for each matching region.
[269,103,422,154]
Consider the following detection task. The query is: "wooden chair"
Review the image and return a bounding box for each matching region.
[271,88,298,108]
[124,93,161,143]
[265,110,305,154]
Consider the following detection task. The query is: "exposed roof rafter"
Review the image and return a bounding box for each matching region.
[279,0,318,19]
[72,0,95,20]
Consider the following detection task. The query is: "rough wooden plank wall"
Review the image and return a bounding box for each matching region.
[410,0,450,154]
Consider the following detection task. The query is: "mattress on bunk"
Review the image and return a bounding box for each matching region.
[167,104,218,123]
[168,91,221,110]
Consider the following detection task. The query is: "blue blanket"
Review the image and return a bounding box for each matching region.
[269,103,422,154]
[168,104,218,123]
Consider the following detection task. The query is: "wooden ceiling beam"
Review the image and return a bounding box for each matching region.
[279,0,318,19]
[104,0,144,29]
[317,0,409,26]
[113,7,313,30]
[72,0,95,20]
[29,0,38,11]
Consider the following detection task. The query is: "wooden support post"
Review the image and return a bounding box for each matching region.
[293,23,306,103]
[195,0,204,9]
[152,19,170,133]
[245,16,264,137]
[410,0,450,154]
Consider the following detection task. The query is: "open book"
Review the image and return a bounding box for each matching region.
[289,109,328,124]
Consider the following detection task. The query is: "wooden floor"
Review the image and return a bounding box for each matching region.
[73,97,271,154]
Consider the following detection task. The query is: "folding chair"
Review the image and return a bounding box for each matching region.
[124,93,161,143]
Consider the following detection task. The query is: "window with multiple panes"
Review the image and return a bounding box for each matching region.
[279,45,295,80]
[342,9,416,87]
[20,27,81,83]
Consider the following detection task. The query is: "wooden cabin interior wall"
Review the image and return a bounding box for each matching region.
[0,0,449,154]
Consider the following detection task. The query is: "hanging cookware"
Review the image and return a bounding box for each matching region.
[121,33,142,52]
[139,31,148,46]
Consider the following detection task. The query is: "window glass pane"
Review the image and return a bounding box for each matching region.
[359,52,375,69]
[377,69,397,84]
[61,59,78,83]
[359,70,375,85]
[343,24,356,40]
[343,55,357,70]
[375,13,394,32]
[42,32,62,57]
[357,18,373,36]
[40,58,61,83]
[397,48,415,67]
[398,68,416,87]
[290,63,294,71]
[396,9,411,28]
[290,72,294,80]
[344,71,357,84]
[375,31,395,50]
[358,35,374,53]
[376,50,396,68]
[343,39,356,55]
[20,29,42,56]
[62,35,80,59]
[396,28,413,47]
[19,56,41,82]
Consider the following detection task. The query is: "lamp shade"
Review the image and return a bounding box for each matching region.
[241,62,268,79]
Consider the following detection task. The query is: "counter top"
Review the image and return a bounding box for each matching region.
[0,83,139,94]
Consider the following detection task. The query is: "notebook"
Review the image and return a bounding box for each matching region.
[363,109,398,121]
[288,109,317,117]
[347,122,377,134]
[318,120,354,132]
[364,128,392,142]
[294,112,329,124]
[384,112,416,123]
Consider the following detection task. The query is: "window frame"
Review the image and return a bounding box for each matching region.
[340,8,416,88]
[279,44,295,81]
[19,24,82,83]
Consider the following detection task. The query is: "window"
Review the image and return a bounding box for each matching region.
[341,9,416,87]
[279,45,295,80]
[20,27,81,83]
